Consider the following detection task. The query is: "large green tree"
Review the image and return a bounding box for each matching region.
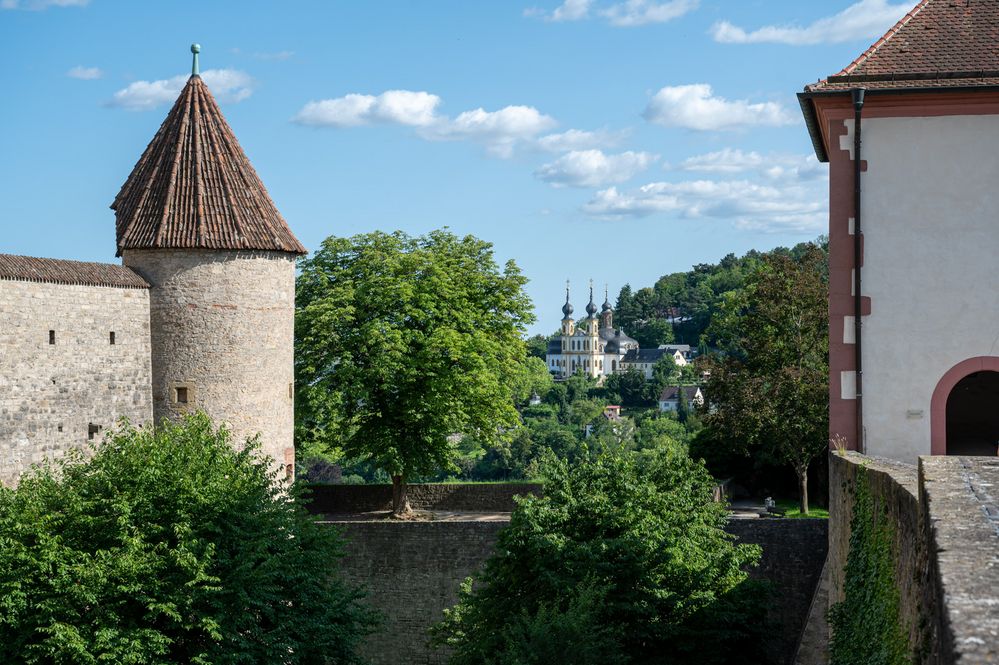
[295,230,535,514]
[0,415,376,664]
[433,444,767,664]
[702,245,829,513]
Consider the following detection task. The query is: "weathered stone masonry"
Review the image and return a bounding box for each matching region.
[0,279,152,486]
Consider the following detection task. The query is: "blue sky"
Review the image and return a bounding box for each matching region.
[0,0,912,334]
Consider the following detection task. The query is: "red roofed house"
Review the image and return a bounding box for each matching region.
[799,0,999,461]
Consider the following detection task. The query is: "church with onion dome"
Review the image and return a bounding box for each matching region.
[544,282,639,380]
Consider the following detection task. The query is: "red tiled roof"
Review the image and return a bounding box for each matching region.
[0,253,149,289]
[805,0,999,92]
[112,75,306,256]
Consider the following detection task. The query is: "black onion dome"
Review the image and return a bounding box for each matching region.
[562,300,574,317]
[585,286,598,317]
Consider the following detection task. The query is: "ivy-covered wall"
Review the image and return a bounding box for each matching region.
[827,452,999,664]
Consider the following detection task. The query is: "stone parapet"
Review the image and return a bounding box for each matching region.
[828,451,999,664]
[304,482,543,515]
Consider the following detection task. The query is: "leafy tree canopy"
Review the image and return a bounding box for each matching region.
[0,415,377,665]
[295,230,535,512]
[434,444,767,665]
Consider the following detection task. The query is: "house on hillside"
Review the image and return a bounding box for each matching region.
[799,0,999,461]
[658,386,703,413]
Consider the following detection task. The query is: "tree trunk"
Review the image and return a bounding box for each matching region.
[391,474,412,516]
[797,465,809,515]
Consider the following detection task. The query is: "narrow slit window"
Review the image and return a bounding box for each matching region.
[109,331,116,345]
[49,330,55,345]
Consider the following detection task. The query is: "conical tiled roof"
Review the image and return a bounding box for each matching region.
[112,74,306,256]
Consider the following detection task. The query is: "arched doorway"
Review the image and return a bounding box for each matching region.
[931,357,999,455]
[945,371,999,455]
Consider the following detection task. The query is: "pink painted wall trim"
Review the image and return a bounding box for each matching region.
[929,356,999,455]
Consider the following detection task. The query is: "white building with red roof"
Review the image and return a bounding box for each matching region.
[800,0,999,461]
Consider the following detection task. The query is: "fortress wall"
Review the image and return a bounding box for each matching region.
[123,249,297,478]
[0,280,152,486]
[726,519,828,665]
[304,482,543,514]
[320,486,828,665]
[829,452,999,664]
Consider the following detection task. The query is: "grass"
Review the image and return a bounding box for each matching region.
[775,499,829,519]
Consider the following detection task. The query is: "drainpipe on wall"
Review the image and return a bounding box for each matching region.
[852,87,865,454]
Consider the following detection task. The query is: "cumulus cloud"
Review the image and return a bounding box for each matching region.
[643,84,796,131]
[584,179,825,232]
[536,128,626,153]
[679,148,824,181]
[427,105,557,157]
[108,69,255,111]
[526,0,695,26]
[294,90,558,158]
[524,0,592,22]
[66,65,102,80]
[600,0,698,27]
[1,0,87,9]
[710,0,910,46]
[536,150,658,187]
[294,91,441,127]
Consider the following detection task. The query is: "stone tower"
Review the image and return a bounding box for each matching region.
[111,45,307,478]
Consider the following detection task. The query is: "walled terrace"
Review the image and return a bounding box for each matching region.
[305,482,827,665]
[828,452,999,664]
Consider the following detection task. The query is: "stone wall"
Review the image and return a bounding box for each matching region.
[828,452,999,664]
[725,519,828,665]
[305,482,542,514]
[329,519,505,665]
[123,249,297,479]
[0,279,152,485]
[319,485,828,665]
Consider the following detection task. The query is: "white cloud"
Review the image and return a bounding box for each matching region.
[536,150,658,187]
[295,90,557,158]
[109,69,255,111]
[1,0,87,9]
[600,0,698,27]
[679,148,824,181]
[536,128,626,152]
[294,91,441,127]
[643,84,796,131]
[584,178,825,232]
[428,105,557,157]
[524,0,592,22]
[66,65,102,80]
[710,0,910,46]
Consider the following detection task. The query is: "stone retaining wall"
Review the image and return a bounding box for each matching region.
[828,452,999,664]
[727,519,828,665]
[304,482,542,514]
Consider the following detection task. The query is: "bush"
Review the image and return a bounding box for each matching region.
[433,443,768,665]
[0,414,378,664]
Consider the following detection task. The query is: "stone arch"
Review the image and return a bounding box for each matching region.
[930,356,999,455]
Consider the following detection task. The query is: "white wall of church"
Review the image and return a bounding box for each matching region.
[854,113,999,462]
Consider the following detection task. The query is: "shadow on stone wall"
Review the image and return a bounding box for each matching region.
[828,452,999,664]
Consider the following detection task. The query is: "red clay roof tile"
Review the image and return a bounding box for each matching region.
[806,0,999,93]
[112,75,306,256]
[0,253,149,289]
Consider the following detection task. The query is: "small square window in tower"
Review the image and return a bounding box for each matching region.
[175,386,189,405]
[88,423,100,441]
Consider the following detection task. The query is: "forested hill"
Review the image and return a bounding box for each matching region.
[614,237,829,349]
[528,237,828,358]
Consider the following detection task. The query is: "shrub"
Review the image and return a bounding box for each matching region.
[0,414,377,664]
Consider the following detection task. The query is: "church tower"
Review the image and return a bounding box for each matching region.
[584,282,600,377]
[600,285,613,331]
[561,281,575,343]
[112,45,306,478]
